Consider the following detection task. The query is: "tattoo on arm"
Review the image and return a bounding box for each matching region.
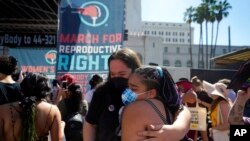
[229,102,245,124]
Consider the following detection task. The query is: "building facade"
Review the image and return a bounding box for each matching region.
[125,34,249,69]
[142,21,194,45]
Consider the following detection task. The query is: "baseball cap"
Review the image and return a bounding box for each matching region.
[176,80,193,93]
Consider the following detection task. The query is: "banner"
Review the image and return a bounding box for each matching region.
[56,0,125,93]
[0,33,56,47]
[9,48,57,79]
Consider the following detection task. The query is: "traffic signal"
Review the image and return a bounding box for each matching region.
[124,29,128,41]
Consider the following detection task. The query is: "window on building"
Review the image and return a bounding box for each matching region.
[187,60,192,67]
[198,61,204,68]
[164,47,168,52]
[153,42,155,48]
[180,39,185,42]
[175,60,182,67]
[163,60,170,66]
[176,47,180,53]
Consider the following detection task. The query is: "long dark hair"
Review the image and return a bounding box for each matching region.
[134,66,181,116]
[89,74,103,89]
[107,48,141,80]
[65,83,83,114]
[19,73,51,141]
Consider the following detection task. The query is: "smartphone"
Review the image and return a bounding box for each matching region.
[62,81,67,90]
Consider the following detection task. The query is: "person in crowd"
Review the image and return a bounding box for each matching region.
[53,73,76,105]
[0,56,22,105]
[228,59,250,124]
[85,74,103,104]
[58,82,88,121]
[0,73,64,141]
[176,78,198,141]
[51,79,59,103]
[121,66,191,141]
[228,87,250,125]
[192,76,213,141]
[58,82,86,141]
[203,81,232,141]
[83,48,191,141]
[11,69,24,83]
[217,78,236,103]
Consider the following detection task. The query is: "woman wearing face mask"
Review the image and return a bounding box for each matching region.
[121,66,190,141]
[83,48,191,141]
[83,48,141,141]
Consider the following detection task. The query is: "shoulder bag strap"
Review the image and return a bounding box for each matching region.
[145,99,168,124]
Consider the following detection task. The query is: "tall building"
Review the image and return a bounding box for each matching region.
[123,1,250,69]
[142,21,194,45]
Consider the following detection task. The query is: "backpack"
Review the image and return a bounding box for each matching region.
[64,113,83,141]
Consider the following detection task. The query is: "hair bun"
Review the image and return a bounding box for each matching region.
[19,96,37,109]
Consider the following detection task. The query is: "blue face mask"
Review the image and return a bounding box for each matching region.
[121,88,148,105]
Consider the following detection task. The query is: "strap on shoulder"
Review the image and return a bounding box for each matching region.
[145,99,169,124]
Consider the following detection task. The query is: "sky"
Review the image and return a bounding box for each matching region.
[141,0,250,46]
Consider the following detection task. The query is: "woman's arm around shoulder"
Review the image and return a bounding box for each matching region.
[137,105,191,141]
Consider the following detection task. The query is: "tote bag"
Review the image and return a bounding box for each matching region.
[186,98,207,131]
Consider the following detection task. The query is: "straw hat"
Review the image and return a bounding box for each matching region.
[203,81,228,101]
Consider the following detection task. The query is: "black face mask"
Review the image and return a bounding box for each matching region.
[110,77,128,91]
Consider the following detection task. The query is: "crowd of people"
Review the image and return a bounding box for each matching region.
[0,48,249,141]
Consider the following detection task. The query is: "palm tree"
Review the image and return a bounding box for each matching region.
[208,0,217,68]
[209,7,216,59]
[193,5,206,69]
[184,6,195,68]
[213,0,232,57]
[202,0,217,69]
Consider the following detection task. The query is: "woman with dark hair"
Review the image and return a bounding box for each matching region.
[83,48,143,141]
[121,66,189,141]
[58,83,87,141]
[0,56,22,105]
[58,83,88,121]
[0,73,64,141]
[83,48,191,141]
[85,74,103,104]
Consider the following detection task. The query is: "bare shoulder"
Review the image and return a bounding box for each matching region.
[122,99,165,123]
[219,100,230,107]
[123,100,154,116]
[37,102,60,117]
